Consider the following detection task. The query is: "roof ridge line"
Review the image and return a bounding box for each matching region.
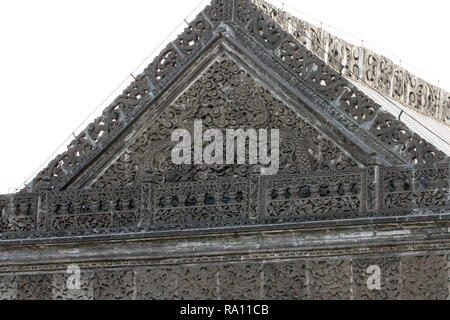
[252,0,450,127]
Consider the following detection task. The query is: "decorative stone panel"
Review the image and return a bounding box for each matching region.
[400,255,448,300]
[352,257,401,300]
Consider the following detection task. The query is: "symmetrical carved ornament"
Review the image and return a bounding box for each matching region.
[24,0,447,193]
[1,255,448,300]
[0,163,448,240]
[254,0,450,125]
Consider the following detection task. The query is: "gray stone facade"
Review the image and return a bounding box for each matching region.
[1,0,449,300]
[254,0,450,126]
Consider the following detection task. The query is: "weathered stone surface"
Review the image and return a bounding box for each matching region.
[400,255,448,300]
[136,268,177,300]
[263,261,307,300]
[0,275,17,300]
[93,270,135,300]
[52,272,94,300]
[352,257,401,300]
[253,0,450,125]
[309,260,352,300]
[1,0,449,300]
[16,274,53,300]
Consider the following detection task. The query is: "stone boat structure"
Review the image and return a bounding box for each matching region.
[0,0,449,300]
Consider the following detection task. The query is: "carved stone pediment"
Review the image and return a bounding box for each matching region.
[1,0,446,240]
[74,50,364,191]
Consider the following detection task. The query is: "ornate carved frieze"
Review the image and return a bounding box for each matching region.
[275,32,446,165]
[0,164,448,239]
[263,261,307,300]
[26,0,448,194]
[309,260,352,300]
[148,178,249,228]
[253,0,450,126]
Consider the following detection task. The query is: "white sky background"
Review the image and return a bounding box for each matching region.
[0,0,448,194]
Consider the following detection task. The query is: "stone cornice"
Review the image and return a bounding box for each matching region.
[253,0,450,126]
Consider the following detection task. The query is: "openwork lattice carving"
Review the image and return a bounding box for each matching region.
[308,260,352,300]
[381,163,449,214]
[277,34,446,165]
[254,0,450,125]
[400,255,448,300]
[27,0,447,194]
[91,57,360,191]
[204,0,232,25]
[369,113,446,164]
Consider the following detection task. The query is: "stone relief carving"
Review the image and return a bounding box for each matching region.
[0,164,448,239]
[16,274,53,300]
[352,258,401,300]
[136,268,177,300]
[381,164,449,213]
[0,194,37,235]
[25,0,447,193]
[90,57,360,191]
[254,0,450,125]
[93,271,135,300]
[263,171,363,222]
[1,0,449,302]
[0,276,17,300]
[52,272,94,300]
[220,264,262,300]
[400,255,448,300]
[1,255,449,300]
[308,260,352,300]
[277,33,446,165]
[176,265,220,300]
[47,186,140,232]
[263,262,307,300]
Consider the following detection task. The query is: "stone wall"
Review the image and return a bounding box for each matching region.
[1,222,449,300]
[1,164,448,239]
[0,256,447,300]
[254,0,450,126]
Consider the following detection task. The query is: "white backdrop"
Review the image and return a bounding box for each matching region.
[0,0,448,194]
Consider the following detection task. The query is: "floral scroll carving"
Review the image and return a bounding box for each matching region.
[91,57,360,191]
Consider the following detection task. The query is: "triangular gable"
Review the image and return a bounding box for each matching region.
[73,49,365,190]
[27,0,447,193]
